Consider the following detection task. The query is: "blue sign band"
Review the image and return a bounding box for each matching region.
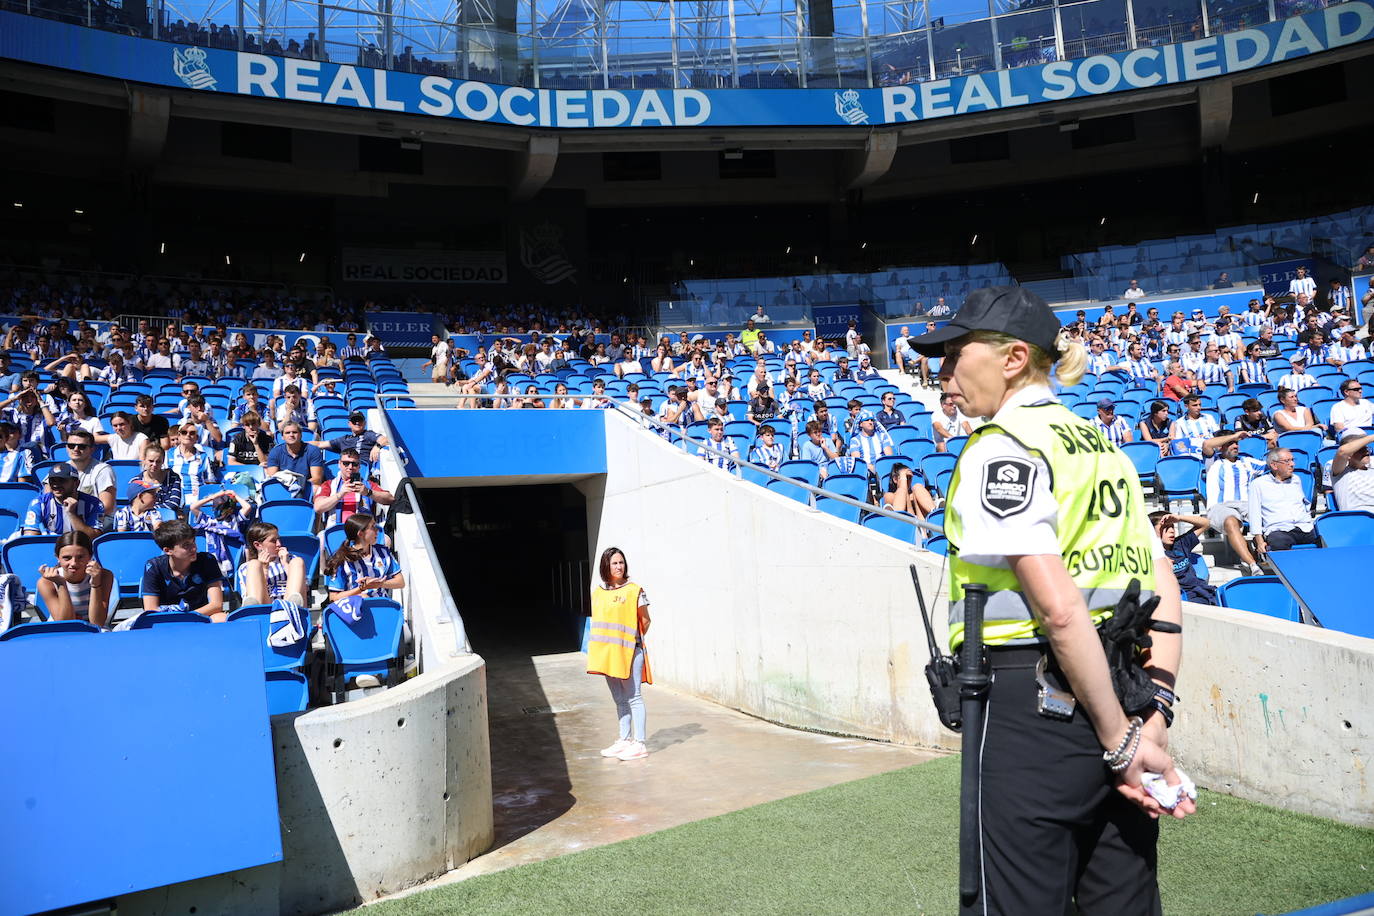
[2,5,1371,129]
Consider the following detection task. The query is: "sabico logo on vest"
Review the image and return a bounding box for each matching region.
[981,457,1035,518]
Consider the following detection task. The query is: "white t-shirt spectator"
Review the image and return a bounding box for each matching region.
[1123,285,1146,300]
[109,431,149,461]
[1334,465,1374,512]
[1330,398,1374,432]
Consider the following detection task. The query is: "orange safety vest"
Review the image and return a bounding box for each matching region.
[586,582,652,683]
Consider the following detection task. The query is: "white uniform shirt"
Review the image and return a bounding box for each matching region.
[1289,275,1317,299]
[1334,465,1374,512]
[949,384,1165,569]
[1330,399,1374,431]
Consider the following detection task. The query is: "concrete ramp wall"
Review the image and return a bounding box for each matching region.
[590,412,1374,826]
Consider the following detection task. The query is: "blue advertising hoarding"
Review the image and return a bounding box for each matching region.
[1,4,1371,129]
[368,311,440,347]
[813,304,864,339]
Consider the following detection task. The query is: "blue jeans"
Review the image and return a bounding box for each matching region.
[605,643,646,742]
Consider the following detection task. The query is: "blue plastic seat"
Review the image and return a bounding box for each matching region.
[278,533,323,584]
[1315,510,1374,547]
[1154,456,1203,510]
[919,453,958,486]
[127,610,213,628]
[322,597,405,691]
[260,480,297,504]
[766,477,811,504]
[778,459,821,487]
[260,499,318,535]
[227,604,311,672]
[0,482,38,518]
[815,496,862,524]
[0,619,102,640]
[1217,576,1300,622]
[1277,430,1322,458]
[821,473,868,503]
[264,670,310,715]
[923,535,950,556]
[1121,441,1162,485]
[861,512,920,545]
[945,436,969,457]
[2,534,60,598]
[93,532,163,603]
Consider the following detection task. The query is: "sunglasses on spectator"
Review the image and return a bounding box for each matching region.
[65,442,88,449]
[340,461,360,467]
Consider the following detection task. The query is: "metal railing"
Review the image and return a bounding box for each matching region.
[7,0,1340,91]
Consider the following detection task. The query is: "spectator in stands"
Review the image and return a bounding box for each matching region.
[1236,342,1270,386]
[933,393,972,452]
[1248,448,1318,557]
[1232,398,1278,444]
[749,425,784,471]
[697,418,739,472]
[238,521,308,606]
[64,429,115,526]
[38,531,113,627]
[340,333,367,363]
[804,368,831,401]
[141,519,225,621]
[271,361,312,410]
[275,385,316,433]
[1272,386,1325,435]
[1120,341,1159,384]
[315,448,395,527]
[1203,434,1267,576]
[1330,329,1366,367]
[853,356,880,382]
[1329,379,1374,433]
[799,419,841,479]
[1122,279,1146,300]
[187,490,250,580]
[136,443,183,511]
[105,411,147,462]
[310,411,388,466]
[1195,345,1233,393]
[1168,395,1218,456]
[22,464,102,537]
[1150,512,1218,605]
[253,350,283,381]
[581,380,613,410]
[265,421,326,499]
[1275,356,1320,393]
[882,463,935,517]
[875,392,906,430]
[1332,428,1374,511]
[324,512,403,600]
[1298,331,1330,368]
[749,385,778,426]
[0,421,35,483]
[892,326,915,375]
[130,394,171,450]
[1296,312,1322,345]
[2,387,52,459]
[1093,398,1133,445]
[1136,401,1172,454]
[651,344,674,373]
[848,414,894,484]
[227,411,273,466]
[114,480,162,533]
[422,334,451,385]
[168,424,218,506]
[1289,266,1317,301]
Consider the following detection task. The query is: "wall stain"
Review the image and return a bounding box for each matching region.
[1258,693,1273,737]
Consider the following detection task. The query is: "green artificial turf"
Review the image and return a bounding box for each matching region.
[358,756,1374,916]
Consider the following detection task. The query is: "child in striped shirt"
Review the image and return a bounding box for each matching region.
[187,490,250,579]
[324,513,404,600]
[238,521,307,606]
[114,479,163,532]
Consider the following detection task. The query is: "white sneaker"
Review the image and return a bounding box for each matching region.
[600,739,631,758]
[616,741,649,761]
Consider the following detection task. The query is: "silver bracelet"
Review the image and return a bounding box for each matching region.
[1103,716,1144,772]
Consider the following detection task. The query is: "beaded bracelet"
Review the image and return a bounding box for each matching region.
[1104,716,1144,772]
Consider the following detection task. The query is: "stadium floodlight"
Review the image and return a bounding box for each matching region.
[74,209,83,215]
[861,241,867,249]
[1253,192,1260,204]
[785,246,791,254]
[299,252,307,263]
[970,234,978,245]
[1100,217,1107,226]
[11,202,20,208]
[225,255,231,265]
[159,242,166,254]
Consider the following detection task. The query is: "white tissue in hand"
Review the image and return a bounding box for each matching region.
[1142,769,1197,808]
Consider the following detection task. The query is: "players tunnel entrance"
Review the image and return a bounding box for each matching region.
[418,481,591,656]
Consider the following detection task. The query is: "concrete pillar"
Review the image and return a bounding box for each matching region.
[510,134,560,202]
[125,87,170,169]
[1197,80,1233,149]
[843,131,898,189]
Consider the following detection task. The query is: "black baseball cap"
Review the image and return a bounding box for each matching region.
[47,462,79,482]
[908,286,1060,357]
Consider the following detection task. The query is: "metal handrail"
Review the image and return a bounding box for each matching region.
[372,393,471,657]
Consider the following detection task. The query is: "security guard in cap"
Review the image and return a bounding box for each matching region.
[909,287,1196,915]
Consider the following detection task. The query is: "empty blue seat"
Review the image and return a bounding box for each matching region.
[1217,576,1300,622]
[821,473,868,503]
[778,460,821,487]
[1315,510,1374,547]
[0,482,38,519]
[2,534,60,598]
[279,533,323,584]
[861,512,920,545]
[227,604,311,672]
[127,610,212,628]
[0,619,101,640]
[259,502,316,535]
[766,477,811,504]
[93,532,163,603]
[1121,441,1162,485]
[923,535,949,556]
[1155,456,1203,510]
[815,496,862,524]
[264,670,310,715]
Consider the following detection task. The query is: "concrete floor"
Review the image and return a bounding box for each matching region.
[396,646,940,895]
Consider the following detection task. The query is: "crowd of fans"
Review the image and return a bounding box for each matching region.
[0,307,409,635]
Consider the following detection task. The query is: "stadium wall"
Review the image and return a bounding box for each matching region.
[589,411,1373,826]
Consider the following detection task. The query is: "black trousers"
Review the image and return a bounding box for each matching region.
[962,649,1162,916]
[1264,527,1320,551]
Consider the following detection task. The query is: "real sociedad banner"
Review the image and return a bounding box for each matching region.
[340,247,506,284]
[2,4,1372,129]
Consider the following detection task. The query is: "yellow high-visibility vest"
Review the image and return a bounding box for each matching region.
[587,582,653,683]
[945,400,1156,650]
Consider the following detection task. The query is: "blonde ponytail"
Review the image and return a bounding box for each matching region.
[1052,329,1088,388]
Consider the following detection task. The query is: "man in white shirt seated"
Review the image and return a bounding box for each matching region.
[892,326,916,375]
[1275,355,1317,392]
[1204,432,1267,577]
[1332,428,1374,512]
[1122,279,1146,300]
[1248,447,1318,558]
[1329,379,1374,433]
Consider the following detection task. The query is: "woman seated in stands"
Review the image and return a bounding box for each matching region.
[883,463,936,516]
[238,521,307,607]
[1272,386,1324,435]
[1137,400,1173,455]
[38,531,114,628]
[522,384,546,409]
[137,443,184,512]
[312,342,342,383]
[549,382,573,409]
[651,345,675,373]
[324,513,404,601]
[588,343,610,367]
[55,391,106,442]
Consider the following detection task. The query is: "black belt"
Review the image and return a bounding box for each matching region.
[987,645,1052,669]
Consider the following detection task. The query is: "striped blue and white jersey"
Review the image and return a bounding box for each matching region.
[1170,413,1219,455]
[237,552,296,600]
[1276,372,1318,391]
[750,441,784,470]
[848,427,895,467]
[0,449,33,483]
[1237,359,1268,384]
[1093,415,1133,446]
[1194,361,1230,387]
[697,436,739,471]
[1330,343,1367,364]
[1206,456,1265,504]
[326,544,401,598]
[168,448,218,503]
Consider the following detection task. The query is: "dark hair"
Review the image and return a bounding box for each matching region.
[847,399,862,410]
[706,417,723,428]
[887,462,912,491]
[66,428,95,445]
[112,410,134,427]
[598,546,628,586]
[1182,394,1200,404]
[135,394,154,407]
[324,512,376,577]
[55,530,94,556]
[759,425,775,437]
[1241,398,1262,411]
[1148,510,1169,526]
[1149,400,1168,414]
[244,521,278,557]
[154,519,196,551]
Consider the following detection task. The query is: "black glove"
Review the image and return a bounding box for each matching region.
[1099,578,1181,716]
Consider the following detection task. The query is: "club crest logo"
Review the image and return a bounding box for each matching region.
[172,46,217,90]
[834,89,868,126]
[519,222,577,285]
